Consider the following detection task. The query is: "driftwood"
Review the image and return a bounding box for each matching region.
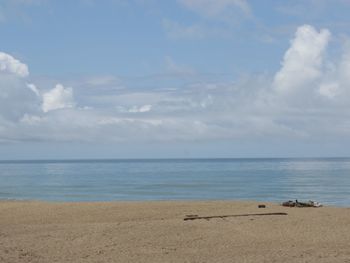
[184,212,287,221]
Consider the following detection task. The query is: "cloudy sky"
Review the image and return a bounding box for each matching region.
[1,0,350,159]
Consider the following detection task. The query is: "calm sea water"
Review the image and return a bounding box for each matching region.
[0,158,349,206]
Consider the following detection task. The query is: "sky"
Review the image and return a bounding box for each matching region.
[1,0,350,159]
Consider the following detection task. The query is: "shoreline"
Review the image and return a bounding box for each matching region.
[1,200,349,262]
[1,198,349,208]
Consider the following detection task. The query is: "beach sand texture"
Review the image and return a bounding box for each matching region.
[0,201,349,262]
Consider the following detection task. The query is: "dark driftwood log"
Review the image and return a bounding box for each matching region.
[184,212,288,221]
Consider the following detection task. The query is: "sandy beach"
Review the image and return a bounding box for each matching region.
[0,201,349,263]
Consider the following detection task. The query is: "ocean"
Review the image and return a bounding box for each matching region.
[0,158,349,206]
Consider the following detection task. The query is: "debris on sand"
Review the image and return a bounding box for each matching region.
[282,200,322,208]
[184,212,287,221]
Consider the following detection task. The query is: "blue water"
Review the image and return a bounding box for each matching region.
[0,158,349,206]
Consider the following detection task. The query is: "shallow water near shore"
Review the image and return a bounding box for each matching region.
[0,158,349,206]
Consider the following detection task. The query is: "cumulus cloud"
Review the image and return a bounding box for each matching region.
[272,24,350,107]
[0,52,77,130]
[0,52,29,77]
[273,25,331,94]
[42,84,75,112]
[0,52,39,123]
[0,75,39,121]
[2,24,350,144]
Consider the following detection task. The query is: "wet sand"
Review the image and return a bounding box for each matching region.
[0,201,349,262]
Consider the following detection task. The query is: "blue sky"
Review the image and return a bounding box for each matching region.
[1,0,350,159]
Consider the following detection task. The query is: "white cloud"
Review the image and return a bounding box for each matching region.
[3,24,350,145]
[272,25,350,104]
[273,25,331,93]
[0,76,40,121]
[26,83,40,96]
[128,104,152,113]
[0,52,39,123]
[319,82,339,98]
[42,84,75,112]
[0,52,29,77]
[116,104,153,113]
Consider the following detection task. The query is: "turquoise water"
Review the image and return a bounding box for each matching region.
[0,158,349,206]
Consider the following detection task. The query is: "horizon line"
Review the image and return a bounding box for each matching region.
[1,157,350,163]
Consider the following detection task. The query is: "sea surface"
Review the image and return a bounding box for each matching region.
[0,158,349,206]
